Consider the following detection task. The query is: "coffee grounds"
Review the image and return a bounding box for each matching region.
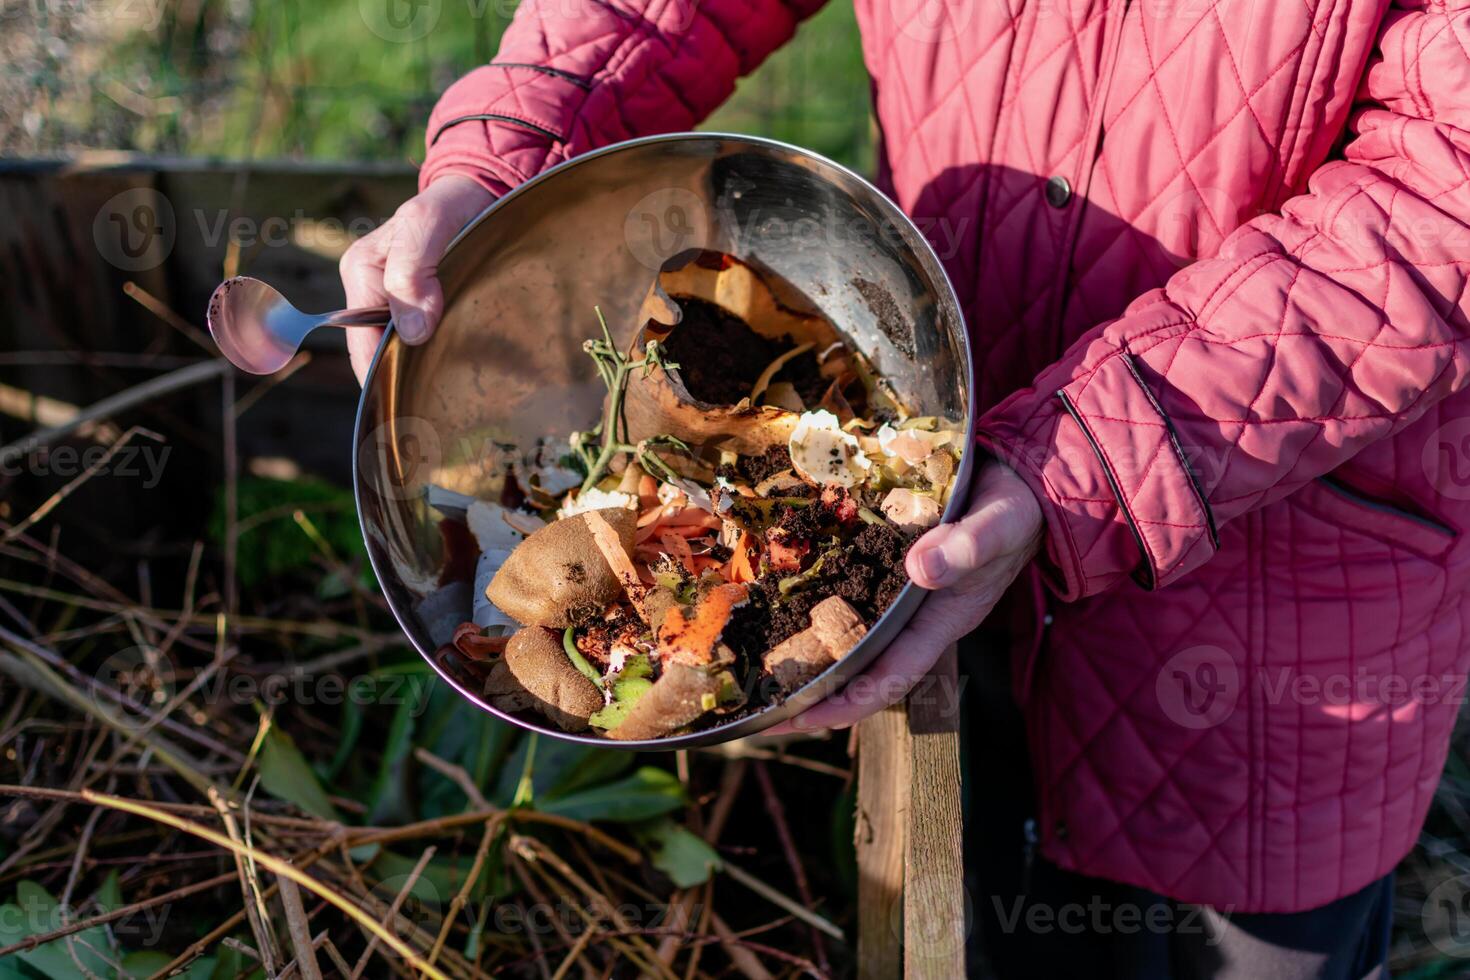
[724,520,912,670]
[717,446,794,486]
[662,297,826,407]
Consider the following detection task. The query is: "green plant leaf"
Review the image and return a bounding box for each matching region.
[96,870,122,913]
[633,818,721,887]
[259,722,342,822]
[0,881,114,980]
[537,766,685,823]
[490,738,633,807]
[364,670,429,824]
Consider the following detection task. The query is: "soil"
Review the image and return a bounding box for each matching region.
[852,277,915,358]
[576,610,644,669]
[663,297,827,406]
[724,514,912,674]
[717,445,794,485]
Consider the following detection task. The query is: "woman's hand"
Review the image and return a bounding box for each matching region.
[768,458,1044,733]
[339,175,496,385]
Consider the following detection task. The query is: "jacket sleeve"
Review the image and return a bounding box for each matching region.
[978,0,1470,601]
[419,0,827,195]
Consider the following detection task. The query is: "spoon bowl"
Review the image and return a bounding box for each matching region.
[206,275,388,374]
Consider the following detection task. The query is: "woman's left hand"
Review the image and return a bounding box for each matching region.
[766,458,1045,734]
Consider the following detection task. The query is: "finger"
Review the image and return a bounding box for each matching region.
[906,508,1004,591]
[380,202,464,345]
[339,229,390,312]
[347,326,385,387]
[773,589,971,733]
[907,466,1037,590]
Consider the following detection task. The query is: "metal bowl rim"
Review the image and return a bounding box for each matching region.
[353,130,978,749]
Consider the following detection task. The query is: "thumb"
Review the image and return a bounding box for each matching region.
[906,515,1004,591]
[906,462,1041,590]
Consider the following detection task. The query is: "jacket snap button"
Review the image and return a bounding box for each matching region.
[1045,175,1072,208]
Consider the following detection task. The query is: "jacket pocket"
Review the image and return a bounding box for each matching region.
[1294,477,1456,561]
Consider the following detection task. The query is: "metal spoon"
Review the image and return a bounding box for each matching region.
[206,276,390,375]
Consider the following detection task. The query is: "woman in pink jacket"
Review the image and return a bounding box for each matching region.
[342,0,1470,975]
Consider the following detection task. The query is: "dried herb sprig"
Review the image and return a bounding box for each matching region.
[570,307,689,492]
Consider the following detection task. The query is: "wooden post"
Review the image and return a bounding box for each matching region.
[855,647,965,978]
[855,698,909,979]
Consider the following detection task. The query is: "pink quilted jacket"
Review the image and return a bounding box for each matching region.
[421,0,1470,912]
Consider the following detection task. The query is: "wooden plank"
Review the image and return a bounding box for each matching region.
[904,647,966,978]
[855,699,909,979]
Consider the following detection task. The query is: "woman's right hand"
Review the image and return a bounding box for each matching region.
[339,175,497,385]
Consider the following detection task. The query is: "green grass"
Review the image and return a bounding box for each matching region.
[98,0,871,171]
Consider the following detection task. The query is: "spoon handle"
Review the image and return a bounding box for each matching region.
[319,305,392,329]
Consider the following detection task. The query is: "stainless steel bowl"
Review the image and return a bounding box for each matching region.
[355,133,975,748]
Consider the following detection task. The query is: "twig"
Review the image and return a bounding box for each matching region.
[754,760,828,974]
[0,785,327,830]
[427,818,500,967]
[507,853,562,980]
[55,789,448,980]
[122,281,216,353]
[349,806,641,866]
[277,928,330,980]
[720,862,844,941]
[710,916,781,980]
[3,427,163,542]
[0,870,240,957]
[0,636,216,795]
[0,359,229,468]
[0,623,241,762]
[212,780,280,975]
[695,744,850,780]
[658,760,745,966]
[233,351,311,418]
[413,747,488,809]
[514,835,677,980]
[350,846,436,980]
[278,877,323,980]
[222,369,239,616]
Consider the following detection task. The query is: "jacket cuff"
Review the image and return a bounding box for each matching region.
[979,349,1218,601]
[420,64,586,194]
